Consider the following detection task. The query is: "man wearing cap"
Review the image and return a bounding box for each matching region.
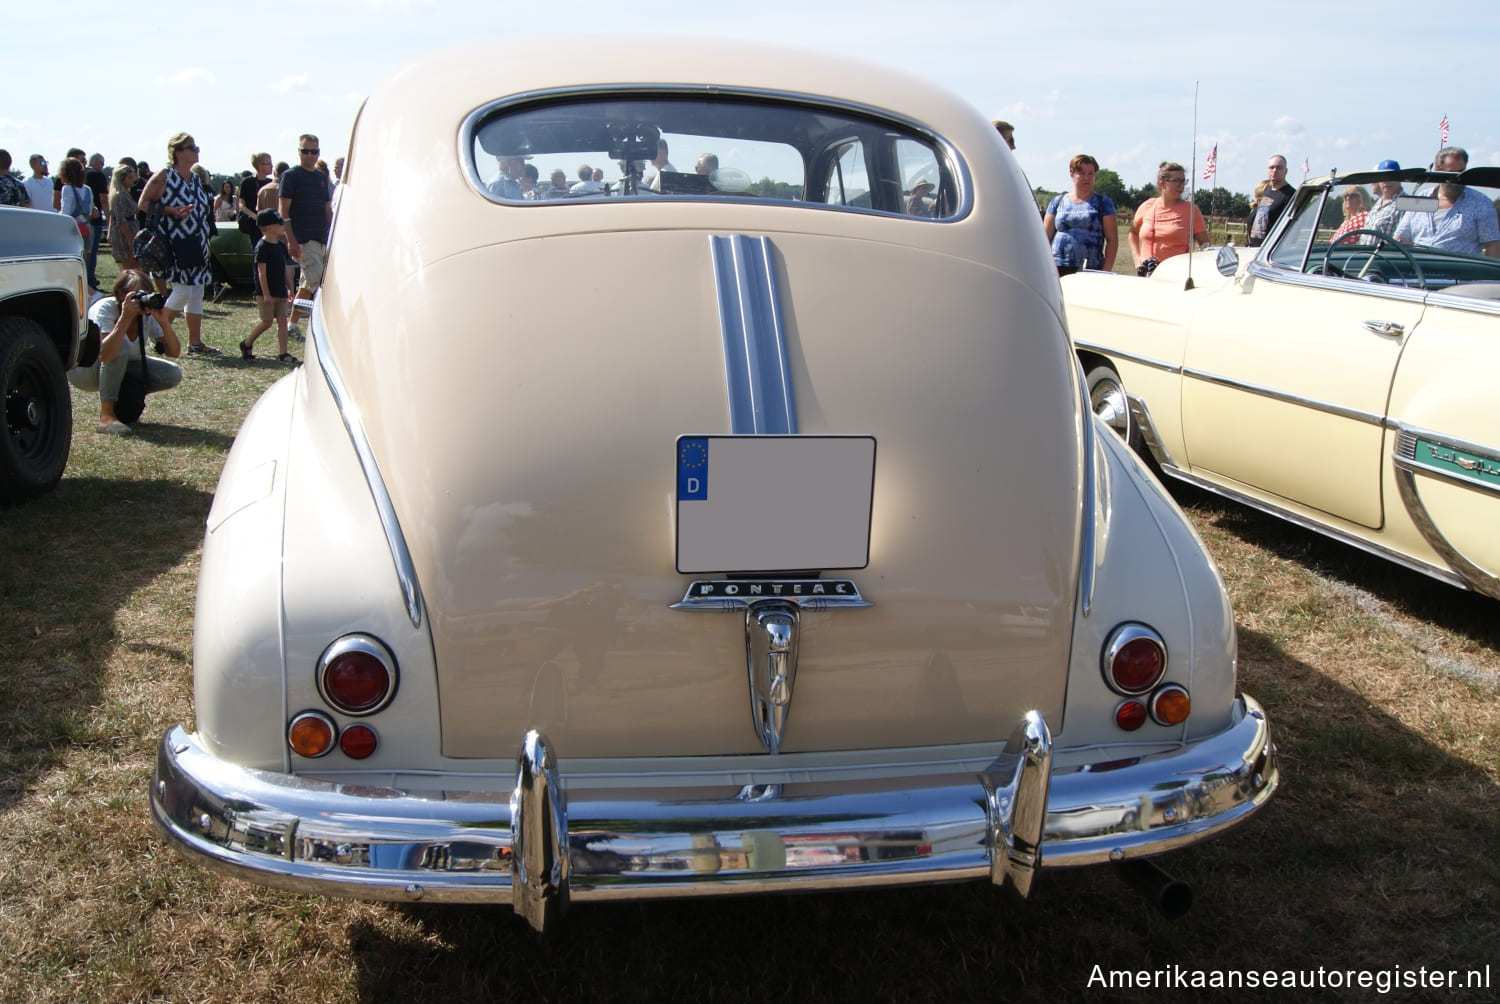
[1396,147,1500,257]
[1365,160,1406,237]
[279,134,332,334]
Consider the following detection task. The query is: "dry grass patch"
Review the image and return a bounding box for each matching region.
[0,253,1496,1001]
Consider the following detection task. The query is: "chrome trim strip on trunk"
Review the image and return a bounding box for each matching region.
[311,302,426,628]
[150,699,1275,930]
[709,234,797,434]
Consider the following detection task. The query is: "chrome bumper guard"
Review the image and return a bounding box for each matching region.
[152,697,1275,932]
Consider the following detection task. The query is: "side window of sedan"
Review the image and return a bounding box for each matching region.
[824,141,872,209]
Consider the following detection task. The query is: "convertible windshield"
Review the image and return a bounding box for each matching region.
[468,94,960,219]
[1267,176,1500,291]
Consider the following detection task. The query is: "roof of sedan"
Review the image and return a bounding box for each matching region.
[369,33,994,152]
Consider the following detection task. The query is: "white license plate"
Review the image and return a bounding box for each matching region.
[675,435,875,574]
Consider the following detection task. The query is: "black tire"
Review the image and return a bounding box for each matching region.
[1084,362,1143,455]
[0,317,73,503]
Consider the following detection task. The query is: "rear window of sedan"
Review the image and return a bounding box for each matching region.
[467,94,964,220]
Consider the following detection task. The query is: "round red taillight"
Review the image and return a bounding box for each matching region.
[1151,684,1192,726]
[318,635,398,716]
[1102,624,1167,695]
[339,724,378,760]
[288,711,336,757]
[1115,699,1148,731]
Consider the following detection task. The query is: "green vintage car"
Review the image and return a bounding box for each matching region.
[207,219,255,293]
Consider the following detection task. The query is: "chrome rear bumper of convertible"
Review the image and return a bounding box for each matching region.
[151,696,1276,932]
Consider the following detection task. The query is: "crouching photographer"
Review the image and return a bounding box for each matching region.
[67,269,183,435]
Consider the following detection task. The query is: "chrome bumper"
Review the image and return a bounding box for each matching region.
[151,696,1275,932]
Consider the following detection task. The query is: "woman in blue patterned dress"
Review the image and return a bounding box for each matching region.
[1043,154,1118,276]
[138,132,216,354]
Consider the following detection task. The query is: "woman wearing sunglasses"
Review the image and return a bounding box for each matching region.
[138,132,216,354]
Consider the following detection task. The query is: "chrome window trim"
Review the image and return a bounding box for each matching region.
[1181,367,1386,426]
[457,84,973,221]
[311,302,426,628]
[1245,259,1429,307]
[1423,288,1500,317]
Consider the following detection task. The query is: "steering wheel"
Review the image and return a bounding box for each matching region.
[1321,229,1424,289]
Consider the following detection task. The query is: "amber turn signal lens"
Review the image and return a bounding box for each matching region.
[1151,685,1191,726]
[1114,699,1148,731]
[339,724,378,760]
[288,711,337,757]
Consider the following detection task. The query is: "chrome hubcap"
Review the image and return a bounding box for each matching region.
[1091,381,1129,437]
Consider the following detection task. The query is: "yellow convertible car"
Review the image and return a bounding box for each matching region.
[1065,166,1500,599]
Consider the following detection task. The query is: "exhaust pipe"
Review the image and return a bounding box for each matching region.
[1116,858,1193,919]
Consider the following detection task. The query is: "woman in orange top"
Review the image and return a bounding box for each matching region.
[1129,161,1207,274]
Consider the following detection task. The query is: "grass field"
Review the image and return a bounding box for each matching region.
[1,253,1496,1002]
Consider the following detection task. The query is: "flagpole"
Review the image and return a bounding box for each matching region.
[1186,81,1198,290]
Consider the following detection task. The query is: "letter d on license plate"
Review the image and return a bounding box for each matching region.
[675,435,875,574]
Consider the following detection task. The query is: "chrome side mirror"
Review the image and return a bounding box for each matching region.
[1215,244,1239,277]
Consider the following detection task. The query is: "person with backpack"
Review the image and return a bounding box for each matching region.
[1044,154,1118,275]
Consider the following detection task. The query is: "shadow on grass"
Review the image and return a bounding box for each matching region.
[331,630,1498,1004]
[0,476,210,809]
[1167,480,1500,646]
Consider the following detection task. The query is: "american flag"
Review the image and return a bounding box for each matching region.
[1202,145,1217,181]
[1440,114,1450,144]
[1302,156,1310,175]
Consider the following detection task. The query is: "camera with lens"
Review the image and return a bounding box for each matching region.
[131,290,167,311]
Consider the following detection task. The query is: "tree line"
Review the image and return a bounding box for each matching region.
[1035,168,1253,218]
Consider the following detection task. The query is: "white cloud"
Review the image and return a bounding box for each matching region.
[156,67,214,87]
[1270,116,1306,137]
[273,74,312,93]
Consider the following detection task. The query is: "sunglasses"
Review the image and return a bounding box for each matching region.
[179,144,199,152]
[300,148,320,155]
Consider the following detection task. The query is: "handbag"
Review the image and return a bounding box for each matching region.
[77,220,91,239]
[133,205,174,274]
[114,318,149,425]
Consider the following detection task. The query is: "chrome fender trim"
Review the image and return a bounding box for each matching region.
[150,698,1275,925]
[1392,427,1500,601]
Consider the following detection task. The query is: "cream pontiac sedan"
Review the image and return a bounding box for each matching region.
[151,37,1276,930]
[1066,167,1500,600]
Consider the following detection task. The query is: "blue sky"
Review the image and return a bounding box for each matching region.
[7,0,1496,199]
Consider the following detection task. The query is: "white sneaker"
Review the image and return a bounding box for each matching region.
[97,421,132,435]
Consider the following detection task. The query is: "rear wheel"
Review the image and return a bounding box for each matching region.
[0,317,73,503]
[1085,362,1143,454]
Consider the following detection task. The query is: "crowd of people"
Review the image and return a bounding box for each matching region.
[1032,133,1499,275]
[0,135,339,435]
